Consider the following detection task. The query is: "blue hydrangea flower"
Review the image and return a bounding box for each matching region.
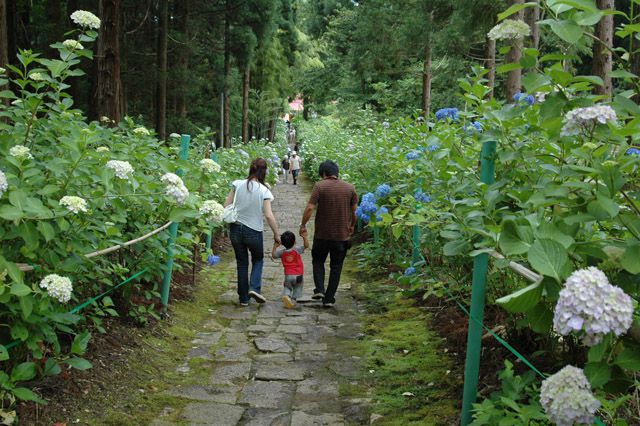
[360,200,378,214]
[207,254,221,266]
[375,184,391,198]
[362,192,377,204]
[626,147,640,156]
[375,206,388,222]
[356,206,371,223]
[427,144,440,151]
[414,190,431,203]
[514,92,535,106]
[382,121,390,128]
[406,151,420,160]
[404,266,416,276]
[435,108,459,121]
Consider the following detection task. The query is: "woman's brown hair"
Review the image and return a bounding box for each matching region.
[246,157,268,189]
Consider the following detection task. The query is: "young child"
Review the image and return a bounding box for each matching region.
[272,230,309,308]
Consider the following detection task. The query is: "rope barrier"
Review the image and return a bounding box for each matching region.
[489,250,542,283]
[16,221,173,272]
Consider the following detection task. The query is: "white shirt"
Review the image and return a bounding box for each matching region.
[289,156,301,170]
[232,179,274,232]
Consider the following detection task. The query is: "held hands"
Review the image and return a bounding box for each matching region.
[299,226,308,237]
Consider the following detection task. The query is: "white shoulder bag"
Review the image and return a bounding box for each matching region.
[222,184,239,224]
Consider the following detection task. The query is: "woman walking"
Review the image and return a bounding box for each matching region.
[224,158,280,306]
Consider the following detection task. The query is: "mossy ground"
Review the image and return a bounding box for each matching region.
[343,260,461,425]
[51,258,237,426]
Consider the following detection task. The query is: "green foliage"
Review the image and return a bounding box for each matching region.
[0,32,287,405]
[470,361,548,425]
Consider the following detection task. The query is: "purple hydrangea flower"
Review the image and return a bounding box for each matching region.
[207,254,221,266]
[553,267,633,346]
[404,266,416,276]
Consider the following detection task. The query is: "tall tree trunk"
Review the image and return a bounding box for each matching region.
[95,0,122,123]
[242,65,250,143]
[175,0,189,121]
[525,0,540,49]
[0,0,8,71]
[45,0,63,56]
[505,0,524,101]
[486,38,496,99]
[155,0,168,140]
[422,39,432,118]
[592,0,614,98]
[223,0,231,148]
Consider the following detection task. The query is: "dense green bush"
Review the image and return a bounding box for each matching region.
[300,3,640,423]
[0,16,286,406]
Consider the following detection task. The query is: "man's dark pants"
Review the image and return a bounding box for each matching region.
[311,238,349,304]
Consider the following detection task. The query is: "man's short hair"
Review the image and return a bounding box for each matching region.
[318,160,339,178]
[281,231,296,249]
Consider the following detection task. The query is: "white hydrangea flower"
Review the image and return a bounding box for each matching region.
[237,149,249,159]
[161,173,189,205]
[70,10,101,30]
[0,170,7,197]
[169,133,181,138]
[9,145,33,160]
[96,146,110,152]
[199,200,224,222]
[106,160,135,180]
[540,365,600,426]
[62,39,84,50]
[100,116,110,122]
[534,92,547,103]
[560,105,617,136]
[59,195,88,214]
[132,126,150,136]
[29,72,46,81]
[39,274,73,303]
[200,158,221,174]
[488,19,531,41]
[553,267,634,346]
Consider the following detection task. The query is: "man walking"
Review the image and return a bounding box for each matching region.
[289,151,301,185]
[299,160,358,307]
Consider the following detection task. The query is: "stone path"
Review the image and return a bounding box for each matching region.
[153,175,369,426]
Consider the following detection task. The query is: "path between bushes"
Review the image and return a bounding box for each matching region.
[152,176,371,426]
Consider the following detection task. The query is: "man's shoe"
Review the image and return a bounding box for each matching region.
[239,301,249,307]
[312,292,324,300]
[322,302,335,308]
[249,291,266,304]
[282,295,295,309]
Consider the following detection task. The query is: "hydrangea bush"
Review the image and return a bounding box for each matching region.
[300,5,640,419]
[0,14,287,405]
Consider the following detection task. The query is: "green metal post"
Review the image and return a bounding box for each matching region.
[460,140,497,425]
[373,226,380,244]
[204,150,220,251]
[412,177,424,265]
[161,134,191,310]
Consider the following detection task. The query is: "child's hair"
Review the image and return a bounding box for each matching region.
[280,231,296,249]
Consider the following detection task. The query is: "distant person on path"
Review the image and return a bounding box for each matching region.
[299,160,358,307]
[224,158,280,306]
[272,230,310,309]
[281,155,290,184]
[289,151,301,185]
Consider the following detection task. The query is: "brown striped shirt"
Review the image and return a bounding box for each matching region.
[309,177,358,241]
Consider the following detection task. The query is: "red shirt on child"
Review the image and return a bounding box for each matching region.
[279,248,304,276]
